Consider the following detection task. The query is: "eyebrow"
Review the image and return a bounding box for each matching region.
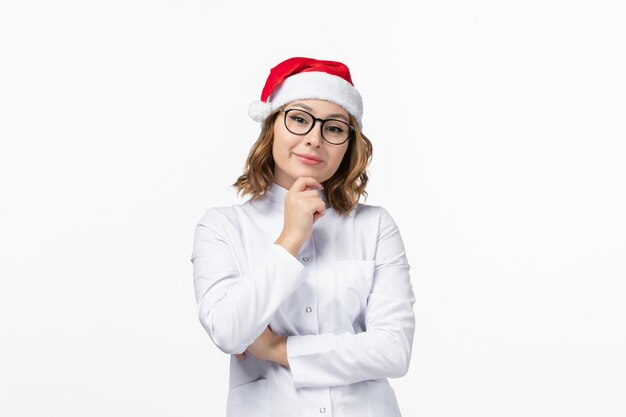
[289,102,349,123]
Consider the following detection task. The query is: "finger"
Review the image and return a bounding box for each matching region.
[293,176,323,192]
[313,211,324,223]
[312,200,326,221]
[299,189,321,198]
[304,184,325,192]
[313,199,326,214]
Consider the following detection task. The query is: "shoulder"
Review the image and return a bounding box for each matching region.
[353,202,393,223]
[194,202,248,231]
[354,202,404,236]
[349,203,403,257]
[351,202,400,236]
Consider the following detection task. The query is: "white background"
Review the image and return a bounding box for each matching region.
[1,1,625,416]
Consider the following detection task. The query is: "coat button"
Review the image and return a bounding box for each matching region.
[302,256,309,262]
[319,407,326,413]
[305,306,312,313]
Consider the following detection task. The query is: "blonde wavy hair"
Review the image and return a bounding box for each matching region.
[232,108,373,217]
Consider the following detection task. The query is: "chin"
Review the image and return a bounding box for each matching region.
[294,170,319,179]
[292,169,323,182]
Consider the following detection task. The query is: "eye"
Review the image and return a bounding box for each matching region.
[324,122,346,134]
[290,115,308,124]
[326,125,344,133]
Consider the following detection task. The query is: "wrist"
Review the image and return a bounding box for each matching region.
[275,235,303,257]
[272,336,289,368]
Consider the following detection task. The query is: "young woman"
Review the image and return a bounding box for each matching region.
[191,57,416,417]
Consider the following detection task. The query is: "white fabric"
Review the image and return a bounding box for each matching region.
[191,182,416,417]
[268,71,364,128]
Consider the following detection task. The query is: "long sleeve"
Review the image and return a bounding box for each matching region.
[286,207,416,388]
[191,208,309,355]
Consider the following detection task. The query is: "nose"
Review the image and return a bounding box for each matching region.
[305,119,324,147]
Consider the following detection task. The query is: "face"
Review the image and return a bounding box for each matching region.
[272,99,351,190]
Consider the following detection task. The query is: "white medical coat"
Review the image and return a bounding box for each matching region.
[191,181,416,417]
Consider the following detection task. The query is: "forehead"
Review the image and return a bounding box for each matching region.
[287,99,349,121]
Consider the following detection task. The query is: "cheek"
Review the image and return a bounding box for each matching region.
[271,142,283,163]
[330,148,349,168]
[272,136,293,163]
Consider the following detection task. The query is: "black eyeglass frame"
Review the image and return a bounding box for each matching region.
[280,108,355,145]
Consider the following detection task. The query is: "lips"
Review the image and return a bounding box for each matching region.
[294,153,323,162]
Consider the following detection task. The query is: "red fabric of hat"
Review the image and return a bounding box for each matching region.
[260,57,355,102]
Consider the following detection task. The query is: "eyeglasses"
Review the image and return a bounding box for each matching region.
[281,108,354,145]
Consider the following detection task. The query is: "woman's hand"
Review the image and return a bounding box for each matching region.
[275,176,325,257]
[233,325,289,367]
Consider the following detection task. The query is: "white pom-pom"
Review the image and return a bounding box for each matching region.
[248,100,272,122]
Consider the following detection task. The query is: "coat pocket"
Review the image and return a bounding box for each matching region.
[334,260,376,324]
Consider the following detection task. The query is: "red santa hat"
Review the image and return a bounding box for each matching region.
[248,57,364,128]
